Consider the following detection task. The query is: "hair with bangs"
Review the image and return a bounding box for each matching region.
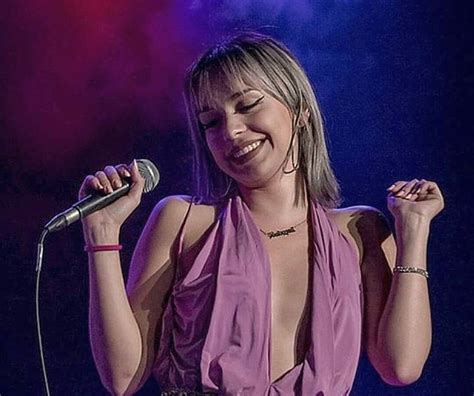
[184,32,341,208]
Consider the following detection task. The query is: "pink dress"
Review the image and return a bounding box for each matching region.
[154,196,363,395]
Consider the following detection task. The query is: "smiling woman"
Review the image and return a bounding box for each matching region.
[184,33,339,207]
[78,32,444,395]
[197,87,294,190]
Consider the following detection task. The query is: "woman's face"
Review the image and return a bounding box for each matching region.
[197,83,294,189]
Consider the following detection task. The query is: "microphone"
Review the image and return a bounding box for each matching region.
[44,159,160,233]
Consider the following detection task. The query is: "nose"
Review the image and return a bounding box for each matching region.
[222,114,246,141]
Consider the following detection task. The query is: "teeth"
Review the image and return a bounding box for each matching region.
[233,140,262,159]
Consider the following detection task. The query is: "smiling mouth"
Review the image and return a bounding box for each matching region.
[232,140,264,159]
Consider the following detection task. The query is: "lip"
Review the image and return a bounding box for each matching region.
[228,138,266,164]
[227,139,265,158]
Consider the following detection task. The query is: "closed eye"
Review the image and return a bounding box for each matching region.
[238,96,264,113]
[199,95,264,131]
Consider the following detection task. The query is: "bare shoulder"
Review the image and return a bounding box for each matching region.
[147,194,217,238]
[151,194,194,219]
[327,205,394,266]
[139,195,195,247]
[125,195,193,290]
[126,195,217,290]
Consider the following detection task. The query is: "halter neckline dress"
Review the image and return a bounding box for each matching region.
[154,196,363,395]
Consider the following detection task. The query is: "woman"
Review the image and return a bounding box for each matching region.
[79,33,444,395]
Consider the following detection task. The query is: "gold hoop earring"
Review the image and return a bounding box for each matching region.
[283,129,300,174]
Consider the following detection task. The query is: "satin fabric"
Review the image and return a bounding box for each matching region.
[154,196,363,395]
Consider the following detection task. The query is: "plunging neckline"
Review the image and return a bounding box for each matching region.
[155,195,363,394]
[240,199,314,386]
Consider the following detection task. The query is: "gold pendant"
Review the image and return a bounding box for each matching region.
[265,226,296,239]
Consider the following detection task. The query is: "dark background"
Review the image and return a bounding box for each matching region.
[1,1,472,394]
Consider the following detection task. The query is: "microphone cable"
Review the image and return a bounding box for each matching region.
[35,227,51,396]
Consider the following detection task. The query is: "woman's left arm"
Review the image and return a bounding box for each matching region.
[361,179,444,386]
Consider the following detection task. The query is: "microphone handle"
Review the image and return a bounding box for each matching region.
[45,181,131,233]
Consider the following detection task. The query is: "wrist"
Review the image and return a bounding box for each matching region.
[394,215,430,271]
[395,213,431,236]
[82,222,121,245]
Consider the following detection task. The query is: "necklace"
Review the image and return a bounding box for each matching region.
[259,218,307,239]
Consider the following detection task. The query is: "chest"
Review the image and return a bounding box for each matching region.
[262,228,310,331]
[260,227,311,380]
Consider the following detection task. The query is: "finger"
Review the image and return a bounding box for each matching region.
[412,179,424,193]
[84,174,104,190]
[78,175,104,199]
[393,179,418,198]
[387,181,407,194]
[104,165,123,189]
[406,189,421,201]
[95,170,113,194]
[400,180,422,201]
[128,159,145,201]
[411,179,424,196]
[414,179,431,196]
[128,159,144,183]
[403,179,421,199]
[417,180,443,200]
[116,163,131,179]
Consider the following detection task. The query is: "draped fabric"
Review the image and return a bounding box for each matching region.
[154,196,363,395]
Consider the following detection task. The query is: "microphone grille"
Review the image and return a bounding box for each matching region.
[136,159,160,193]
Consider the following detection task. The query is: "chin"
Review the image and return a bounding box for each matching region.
[233,170,284,190]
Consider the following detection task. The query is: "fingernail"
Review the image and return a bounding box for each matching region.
[406,193,412,199]
[133,159,138,169]
[387,184,396,191]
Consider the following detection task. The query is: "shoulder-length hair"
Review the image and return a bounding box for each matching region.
[184,32,341,209]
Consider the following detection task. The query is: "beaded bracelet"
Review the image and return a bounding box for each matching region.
[84,244,123,252]
[393,266,429,279]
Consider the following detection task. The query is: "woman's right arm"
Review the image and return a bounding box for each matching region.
[80,161,190,395]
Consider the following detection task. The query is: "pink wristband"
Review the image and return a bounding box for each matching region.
[84,244,123,252]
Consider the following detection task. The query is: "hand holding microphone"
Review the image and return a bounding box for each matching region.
[37,159,159,396]
[44,159,159,233]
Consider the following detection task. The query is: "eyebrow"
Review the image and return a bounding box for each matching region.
[198,88,260,115]
[229,88,257,100]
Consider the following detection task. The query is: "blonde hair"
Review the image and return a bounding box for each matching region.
[184,32,341,208]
